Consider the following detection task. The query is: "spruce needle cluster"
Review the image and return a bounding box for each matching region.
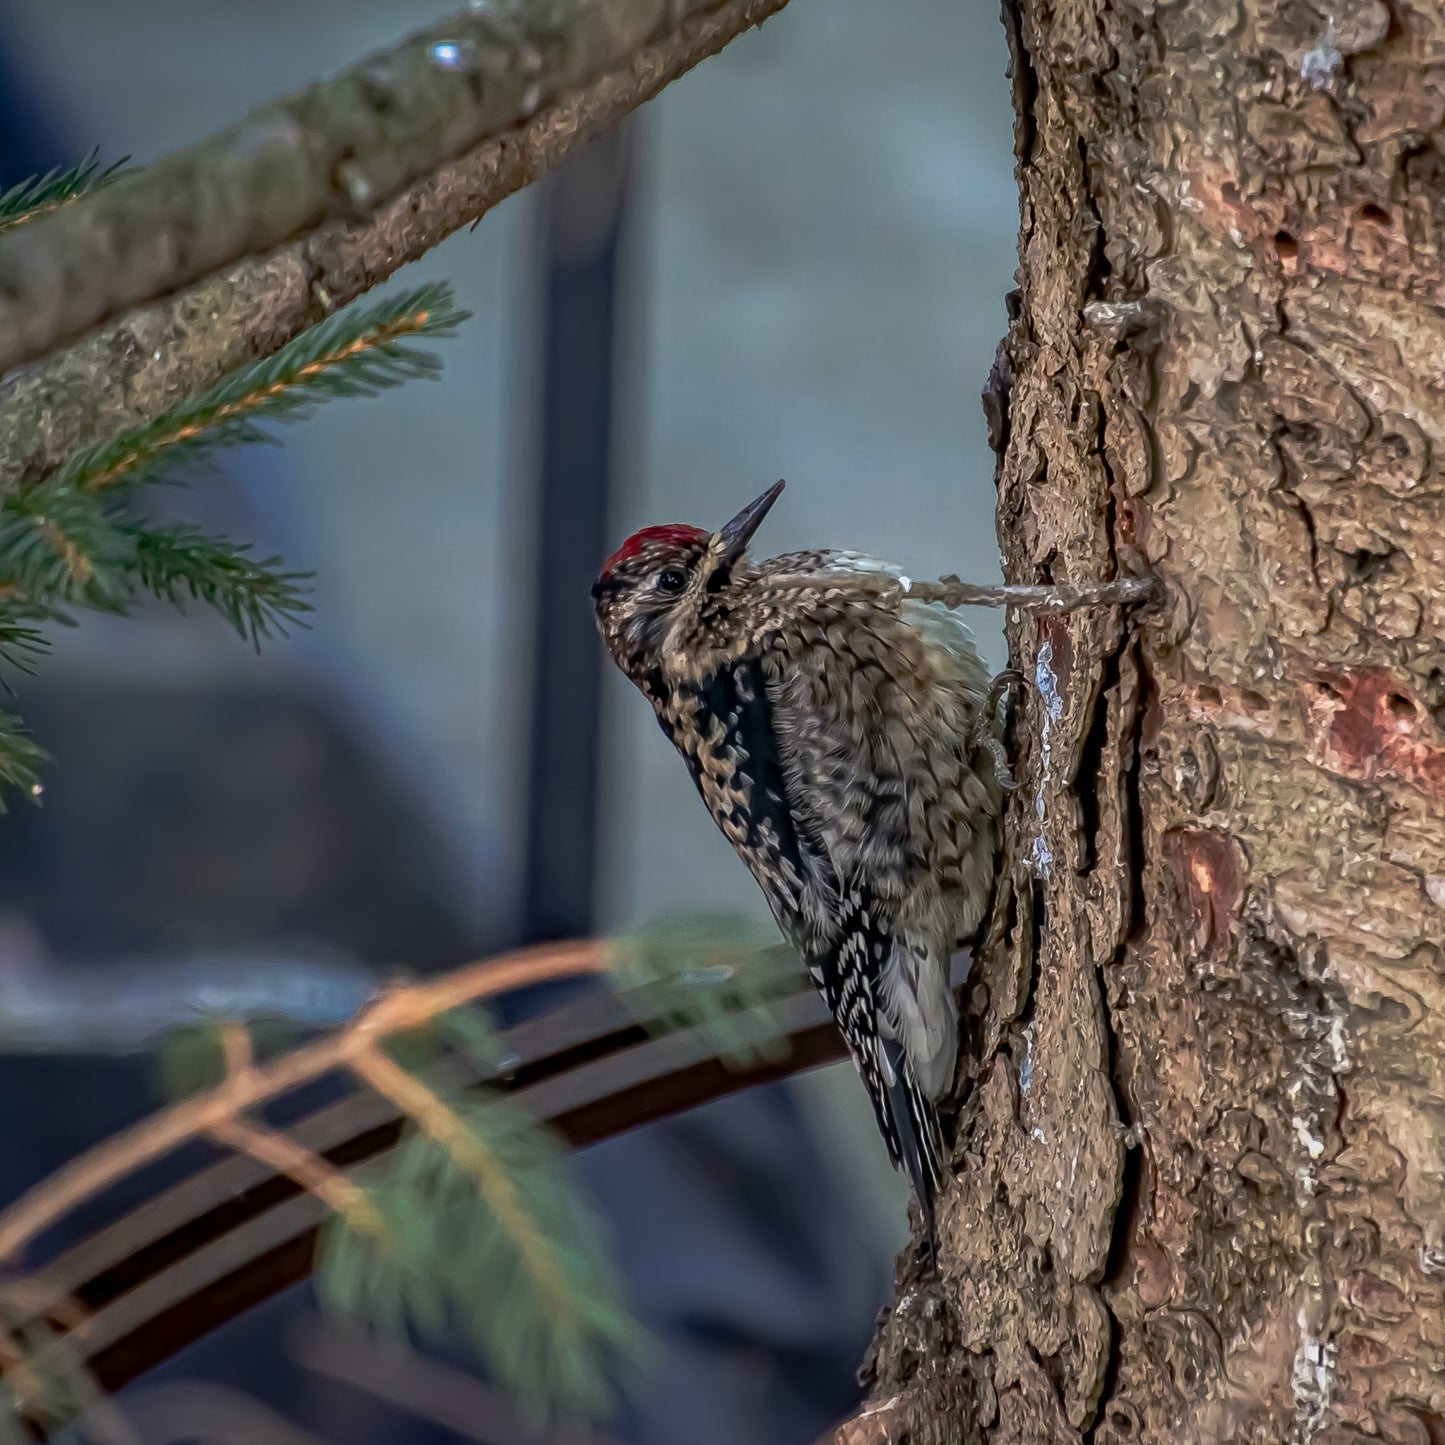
[0,154,469,805]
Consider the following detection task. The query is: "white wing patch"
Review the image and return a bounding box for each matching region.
[878,937,958,1101]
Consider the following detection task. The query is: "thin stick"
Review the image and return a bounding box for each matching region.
[909,573,1156,613]
[767,570,1156,613]
[290,1318,628,1445]
[208,1117,385,1243]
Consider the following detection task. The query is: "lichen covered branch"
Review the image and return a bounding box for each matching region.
[0,0,791,493]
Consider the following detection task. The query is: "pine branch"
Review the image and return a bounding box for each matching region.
[0,1287,138,1445]
[0,0,794,494]
[0,285,459,802]
[125,524,312,648]
[609,912,796,1065]
[0,712,46,807]
[0,151,127,236]
[0,944,609,1265]
[0,606,50,682]
[58,282,469,493]
[321,1071,643,1424]
[210,1022,387,1243]
[0,480,132,608]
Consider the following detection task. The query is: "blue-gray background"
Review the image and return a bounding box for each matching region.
[0,4,1017,1441]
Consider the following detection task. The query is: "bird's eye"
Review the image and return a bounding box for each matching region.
[655,568,686,595]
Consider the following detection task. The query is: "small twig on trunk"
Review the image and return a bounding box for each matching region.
[768,568,1156,614]
[0,0,793,493]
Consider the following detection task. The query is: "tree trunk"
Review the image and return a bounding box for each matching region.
[857,1,1445,1440]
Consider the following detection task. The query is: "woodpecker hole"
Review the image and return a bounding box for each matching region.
[1385,691,1416,721]
[1359,203,1391,225]
[1274,230,1299,260]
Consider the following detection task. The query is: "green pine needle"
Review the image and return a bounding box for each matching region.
[429,1005,504,1069]
[0,480,133,609]
[0,711,46,807]
[0,279,469,809]
[57,282,472,494]
[0,150,128,234]
[126,524,313,648]
[319,1093,645,1424]
[610,912,794,1067]
[0,608,50,682]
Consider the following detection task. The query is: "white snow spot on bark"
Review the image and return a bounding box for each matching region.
[1292,1331,1336,1443]
[1328,1014,1349,1073]
[1283,980,1347,1443]
[1029,640,1063,876]
[1300,20,1342,89]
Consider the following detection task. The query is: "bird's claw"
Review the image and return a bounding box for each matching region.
[976,669,1023,792]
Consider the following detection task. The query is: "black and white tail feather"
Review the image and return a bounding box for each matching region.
[820,891,948,1255]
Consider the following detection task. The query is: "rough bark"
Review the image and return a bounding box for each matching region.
[856,1,1445,1441]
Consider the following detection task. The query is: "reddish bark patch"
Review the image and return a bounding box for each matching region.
[1164,827,1246,960]
[1185,157,1441,295]
[1041,614,1074,679]
[1301,667,1445,802]
[1126,1240,1177,1312]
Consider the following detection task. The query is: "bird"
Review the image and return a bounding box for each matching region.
[591,479,1016,1252]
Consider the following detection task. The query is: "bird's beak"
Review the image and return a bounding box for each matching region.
[714,480,785,568]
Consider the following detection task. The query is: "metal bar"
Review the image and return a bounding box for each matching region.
[518,128,635,944]
[79,993,845,1394]
[11,954,968,1422]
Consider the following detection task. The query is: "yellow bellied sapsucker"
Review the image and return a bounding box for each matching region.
[592,480,1018,1248]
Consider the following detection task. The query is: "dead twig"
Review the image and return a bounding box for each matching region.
[207,1022,386,1242]
[0,940,606,1266]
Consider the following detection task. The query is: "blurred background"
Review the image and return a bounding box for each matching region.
[0,3,1016,1441]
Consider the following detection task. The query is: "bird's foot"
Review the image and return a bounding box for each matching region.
[976,669,1023,792]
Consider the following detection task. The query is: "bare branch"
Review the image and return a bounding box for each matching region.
[208,1022,383,1239]
[0,940,606,1265]
[766,568,1156,614]
[208,1117,386,1243]
[109,1381,330,1445]
[0,0,792,492]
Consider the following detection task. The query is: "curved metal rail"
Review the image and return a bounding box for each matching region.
[14,973,846,1402]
